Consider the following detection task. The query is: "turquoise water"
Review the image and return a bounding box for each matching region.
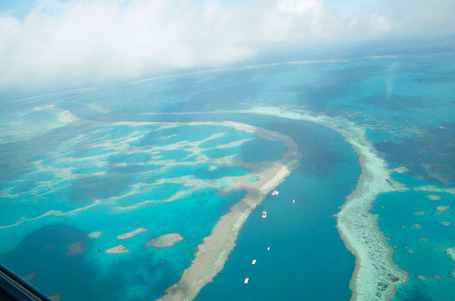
[134,124,240,147]
[247,176,259,182]
[155,149,192,161]
[1,52,455,300]
[372,176,455,300]
[198,127,256,148]
[202,146,240,159]
[1,188,245,300]
[238,138,288,162]
[0,119,287,300]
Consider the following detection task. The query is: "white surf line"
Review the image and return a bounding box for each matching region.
[12,87,97,103]
[127,55,400,86]
[231,106,409,300]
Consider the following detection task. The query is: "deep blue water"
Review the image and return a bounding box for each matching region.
[196,117,359,301]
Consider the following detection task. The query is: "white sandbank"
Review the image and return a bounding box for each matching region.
[117,227,147,240]
[425,194,442,201]
[436,205,450,212]
[105,244,129,254]
[35,104,79,123]
[88,231,101,239]
[414,185,455,194]
[146,233,183,248]
[393,166,409,174]
[235,106,409,301]
[446,247,455,262]
[158,123,300,301]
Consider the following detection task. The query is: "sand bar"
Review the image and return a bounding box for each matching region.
[146,233,183,248]
[436,205,450,212]
[446,247,455,262]
[158,122,301,301]
[414,185,455,194]
[88,231,101,238]
[117,227,147,239]
[106,244,129,254]
[425,194,442,201]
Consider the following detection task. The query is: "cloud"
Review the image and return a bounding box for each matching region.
[0,0,454,89]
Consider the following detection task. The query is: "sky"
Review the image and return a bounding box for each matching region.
[0,0,454,90]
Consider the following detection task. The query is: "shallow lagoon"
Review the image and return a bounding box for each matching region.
[0,119,295,300]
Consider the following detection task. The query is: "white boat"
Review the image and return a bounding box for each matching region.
[262,211,267,218]
[244,278,249,284]
[251,259,257,265]
[271,190,279,196]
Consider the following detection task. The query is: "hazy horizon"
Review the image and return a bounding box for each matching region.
[1,0,455,91]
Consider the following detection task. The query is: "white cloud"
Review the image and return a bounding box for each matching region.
[0,0,454,89]
[276,0,320,14]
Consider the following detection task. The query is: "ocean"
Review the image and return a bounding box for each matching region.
[1,52,454,300]
[196,116,359,301]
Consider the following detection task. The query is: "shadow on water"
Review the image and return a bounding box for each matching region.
[0,224,187,301]
[0,224,110,300]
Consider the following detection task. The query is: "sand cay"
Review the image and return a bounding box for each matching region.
[158,122,301,301]
[236,106,409,300]
[146,233,183,248]
[117,227,147,240]
[106,244,129,254]
[425,194,442,201]
[88,231,101,238]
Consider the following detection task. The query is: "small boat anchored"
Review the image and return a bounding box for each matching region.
[262,211,267,218]
[271,190,279,196]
